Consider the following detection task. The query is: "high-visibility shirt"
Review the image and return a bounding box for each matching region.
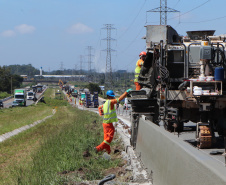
[134,59,144,82]
[103,100,118,123]
[98,91,128,122]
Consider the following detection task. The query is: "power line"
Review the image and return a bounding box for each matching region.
[168,0,211,21]
[180,15,226,24]
[172,0,180,8]
[118,0,147,39]
[121,23,145,54]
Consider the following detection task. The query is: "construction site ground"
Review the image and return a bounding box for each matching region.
[71,96,152,185]
[3,91,226,184]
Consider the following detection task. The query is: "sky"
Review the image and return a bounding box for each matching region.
[0,0,226,73]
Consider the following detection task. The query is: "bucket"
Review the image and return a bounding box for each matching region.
[214,67,224,81]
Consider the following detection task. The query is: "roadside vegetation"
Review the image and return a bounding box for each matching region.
[0,92,11,99]
[0,104,53,135]
[0,87,127,185]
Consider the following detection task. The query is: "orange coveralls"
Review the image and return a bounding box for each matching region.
[134,59,144,90]
[96,92,128,154]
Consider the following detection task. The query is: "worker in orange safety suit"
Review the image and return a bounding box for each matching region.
[95,88,132,154]
[134,51,146,90]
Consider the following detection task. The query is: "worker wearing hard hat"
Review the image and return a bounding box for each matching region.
[134,51,146,90]
[95,88,132,154]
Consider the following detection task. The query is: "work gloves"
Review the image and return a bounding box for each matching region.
[126,88,133,93]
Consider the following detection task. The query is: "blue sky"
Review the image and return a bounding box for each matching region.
[0,0,225,73]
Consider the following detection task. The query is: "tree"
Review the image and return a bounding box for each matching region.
[86,83,101,94]
[6,64,40,76]
[0,66,23,93]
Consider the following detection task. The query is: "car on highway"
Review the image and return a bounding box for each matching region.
[0,100,4,108]
[12,101,19,107]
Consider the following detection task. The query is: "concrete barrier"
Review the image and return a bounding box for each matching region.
[136,117,226,185]
[1,96,13,102]
[35,87,48,105]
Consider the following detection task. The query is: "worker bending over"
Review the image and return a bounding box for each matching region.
[96,88,132,154]
[134,51,146,90]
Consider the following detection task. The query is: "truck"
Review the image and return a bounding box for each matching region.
[71,89,78,98]
[92,91,99,108]
[36,84,43,93]
[13,89,27,106]
[129,25,226,149]
[27,91,36,101]
[84,92,92,108]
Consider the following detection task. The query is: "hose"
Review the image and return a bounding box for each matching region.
[156,61,169,82]
[98,174,116,185]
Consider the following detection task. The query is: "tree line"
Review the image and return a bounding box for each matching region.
[0,66,23,93]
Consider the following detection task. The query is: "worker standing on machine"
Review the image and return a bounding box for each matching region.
[134,51,146,90]
[95,88,132,154]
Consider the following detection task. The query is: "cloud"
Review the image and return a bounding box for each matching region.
[15,24,36,34]
[1,30,16,37]
[67,23,93,34]
[1,24,36,37]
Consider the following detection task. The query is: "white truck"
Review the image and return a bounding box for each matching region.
[13,89,27,106]
[27,91,35,101]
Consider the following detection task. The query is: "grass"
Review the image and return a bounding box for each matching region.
[0,87,125,185]
[0,104,53,135]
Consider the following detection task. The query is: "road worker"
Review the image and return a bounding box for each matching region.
[95,88,132,154]
[134,51,146,90]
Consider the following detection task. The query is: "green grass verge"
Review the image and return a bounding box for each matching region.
[0,105,53,135]
[0,88,125,185]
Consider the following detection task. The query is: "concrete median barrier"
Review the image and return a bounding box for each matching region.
[135,117,226,185]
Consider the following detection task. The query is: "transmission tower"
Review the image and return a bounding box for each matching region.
[86,46,94,72]
[102,24,116,89]
[147,0,179,25]
[86,46,94,82]
[79,55,83,81]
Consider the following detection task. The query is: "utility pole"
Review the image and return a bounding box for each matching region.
[102,24,116,89]
[11,76,12,95]
[147,0,179,25]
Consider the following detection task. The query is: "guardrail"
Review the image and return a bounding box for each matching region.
[35,87,48,105]
[1,96,13,102]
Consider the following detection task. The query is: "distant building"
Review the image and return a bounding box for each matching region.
[116,70,127,73]
[20,75,28,78]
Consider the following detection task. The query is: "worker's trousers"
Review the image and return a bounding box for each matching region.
[134,82,141,90]
[96,123,115,154]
